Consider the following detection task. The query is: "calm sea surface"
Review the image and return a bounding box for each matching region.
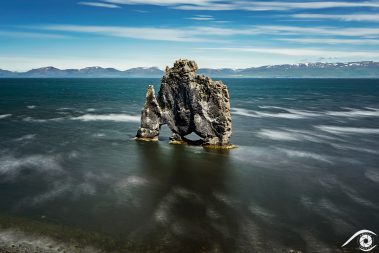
[0,78,379,252]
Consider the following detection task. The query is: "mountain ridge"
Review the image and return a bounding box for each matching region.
[1,61,379,78]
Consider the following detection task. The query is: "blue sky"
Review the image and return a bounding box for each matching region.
[0,0,379,70]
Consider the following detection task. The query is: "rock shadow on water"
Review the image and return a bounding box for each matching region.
[132,141,241,253]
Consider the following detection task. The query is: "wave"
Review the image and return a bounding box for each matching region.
[0,114,12,119]
[23,117,64,123]
[21,114,140,123]
[233,108,308,119]
[259,106,321,117]
[27,105,36,109]
[276,148,332,163]
[72,114,140,122]
[316,125,379,134]
[256,129,320,142]
[256,129,302,141]
[233,106,379,120]
[56,107,73,110]
[331,143,379,154]
[13,134,36,142]
[116,175,149,188]
[365,170,379,184]
[325,107,379,117]
[0,154,62,179]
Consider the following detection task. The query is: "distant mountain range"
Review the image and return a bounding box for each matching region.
[1,61,379,78]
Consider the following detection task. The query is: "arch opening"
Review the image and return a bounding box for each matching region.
[158,124,172,141]
[183,132,204,146]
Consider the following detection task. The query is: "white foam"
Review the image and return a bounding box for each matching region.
[284,108,321,117]
[0,114,11,119]
[233,107,320,119]
[257,129,301,141]
[236,106,379,120]
[213,192,235,207]
[277,148,332,163]
[259,106,321,117]
[331,143,379,154]
[73,114,140,122]
[256,129,322,142]
[232,108,258,117]
[23,117,64,123]
[86,108,96,112]
[13,134,36,142]
[27,105,36,109]
[256,111,305,119]
[233,108,304,119]
[0,154,62,178]
[284,128,341,142]
[249,204,276,220]
[116,175,148,188]
[29,181,71,205]
[259,106,284,110]
[325,107,379,117]
[316,125,379,134]
[365,170,379,184]
[56,107,72,110]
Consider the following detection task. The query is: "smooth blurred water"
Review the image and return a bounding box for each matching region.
[0,78,379,252]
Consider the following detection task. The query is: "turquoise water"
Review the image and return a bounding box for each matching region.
[0,78,379,252]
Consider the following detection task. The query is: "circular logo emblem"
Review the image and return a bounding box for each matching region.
[359,233,374,251]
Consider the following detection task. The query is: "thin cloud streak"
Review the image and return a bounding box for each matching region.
[32,24,379,42]
[0,31,69,39]
[199,47,379,57]
[293,13,379,22]
[102,0,379,11]
[256,25,379,37]
[79,1,121,8]
[37,24,216,42]
[103,0,214,6]
[187,15,214,21]
[277,38,379,45]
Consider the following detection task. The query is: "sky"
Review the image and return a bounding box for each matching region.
[0,0,379,71]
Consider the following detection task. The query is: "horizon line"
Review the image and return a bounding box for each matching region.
[1,60,378,73]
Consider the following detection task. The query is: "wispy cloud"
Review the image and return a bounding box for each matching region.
[292,13,379,22]
[194,25,379,38]
[255,25,379,37]
[199,47,379,57]
[0,31,69,39]
[187,15,214,21]
[79,1,121,8]
[103,0,213,6]
[36,24,216,42]
[102,0,379,11]
[277,38,379,45]
[32,23,379,43]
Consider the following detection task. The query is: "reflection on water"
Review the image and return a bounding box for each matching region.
[132,143,237,252]
[0,78,379,252]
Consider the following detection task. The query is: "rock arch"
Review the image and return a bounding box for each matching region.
[136,59,233,148]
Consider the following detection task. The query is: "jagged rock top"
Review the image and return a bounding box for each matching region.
[166,59,198,74]
[136,59,234,149]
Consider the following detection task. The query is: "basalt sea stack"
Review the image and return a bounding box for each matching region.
[136,59,233,148]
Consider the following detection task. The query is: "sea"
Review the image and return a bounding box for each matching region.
[0,78,378,253]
